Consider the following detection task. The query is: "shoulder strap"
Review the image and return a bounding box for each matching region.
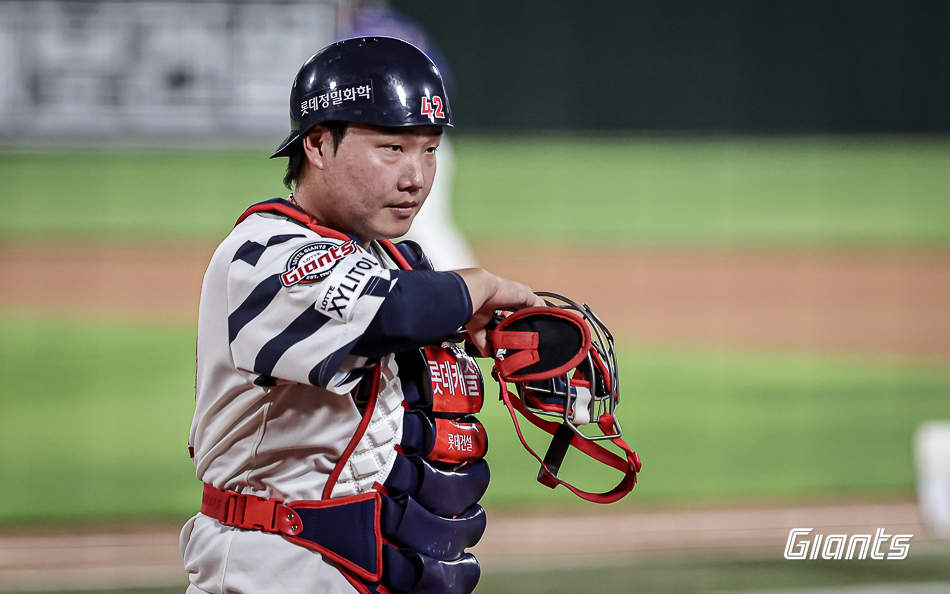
[235,198,351,242]
[376,239,413,270]
[323,365,383,500]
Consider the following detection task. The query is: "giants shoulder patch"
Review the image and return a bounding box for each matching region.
[281,240,364,287]
[314,253,381,322]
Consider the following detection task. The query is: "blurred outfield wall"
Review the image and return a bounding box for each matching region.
[0,0,345,140]
[2,0,948,141]
[392,0,950,133]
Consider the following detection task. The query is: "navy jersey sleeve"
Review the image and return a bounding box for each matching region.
[351,270,472,358]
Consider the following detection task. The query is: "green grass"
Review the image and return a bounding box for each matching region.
[0,150,287,241]
[454,135,950,246]
[10,555,950,594]
[0,315,200,524]
[477,556,950,594]
[1,314,947,524]
[482,348,950,510]
[2,135,949,246]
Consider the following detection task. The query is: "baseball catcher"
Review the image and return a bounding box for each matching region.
[181,36,638,594]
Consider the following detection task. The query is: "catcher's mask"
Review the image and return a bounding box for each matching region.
[488,292,641,504]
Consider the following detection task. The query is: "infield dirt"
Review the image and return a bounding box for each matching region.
[2,241,949,359]
[1,241,948,590]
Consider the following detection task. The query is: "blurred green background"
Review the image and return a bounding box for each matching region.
[4,137,950,246]
[1,137,949,524]
[2,138,949,594]
[2,1,950,592]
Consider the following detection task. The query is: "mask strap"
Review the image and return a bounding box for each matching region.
[492,368,641,504]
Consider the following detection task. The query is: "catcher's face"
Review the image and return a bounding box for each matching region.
[300,122,441,243]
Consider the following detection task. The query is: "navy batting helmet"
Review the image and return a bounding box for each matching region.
[271,36,453,158]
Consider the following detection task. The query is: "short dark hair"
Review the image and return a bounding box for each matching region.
[282,121,349,190]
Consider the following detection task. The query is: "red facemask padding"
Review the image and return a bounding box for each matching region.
[490,307,591,382]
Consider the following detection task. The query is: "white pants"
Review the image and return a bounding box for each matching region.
[180,513,359,593]
[915,421,950,538]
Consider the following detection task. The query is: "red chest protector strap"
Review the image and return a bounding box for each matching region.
[201,483,384,581]
[235,198,352,241]
[376,238,413,269]
[201,481,482,593]
[235,202,411,270]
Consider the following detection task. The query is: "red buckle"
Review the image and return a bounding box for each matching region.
[219,490,303,536]
[227,493,275,531]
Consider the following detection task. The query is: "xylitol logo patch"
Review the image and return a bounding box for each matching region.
[315,253,381,323]
[784,528,912,560]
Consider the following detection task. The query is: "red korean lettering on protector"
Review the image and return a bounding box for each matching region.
[423,344,484,415]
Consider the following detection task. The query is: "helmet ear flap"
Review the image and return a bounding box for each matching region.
[489,308,591,382]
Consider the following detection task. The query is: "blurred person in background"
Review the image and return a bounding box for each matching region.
[915,421,950,538]
[338,1,478,271]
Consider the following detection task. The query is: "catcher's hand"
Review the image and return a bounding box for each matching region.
[454,268,543,356]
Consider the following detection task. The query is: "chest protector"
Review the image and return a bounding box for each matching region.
[200,200,486,594]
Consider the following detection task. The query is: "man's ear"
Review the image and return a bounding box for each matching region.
[302,126,330,170]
